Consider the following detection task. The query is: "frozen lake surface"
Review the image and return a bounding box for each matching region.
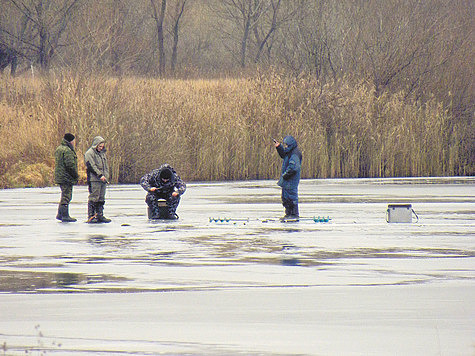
[0,177,474,355]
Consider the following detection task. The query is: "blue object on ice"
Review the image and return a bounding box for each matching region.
[312,216,330,222]
[209,217,232,223]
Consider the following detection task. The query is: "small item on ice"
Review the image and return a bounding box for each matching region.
[386,204,419,223]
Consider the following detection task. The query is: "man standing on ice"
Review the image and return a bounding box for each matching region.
[274,135,302,221]
[54,133,79,222]
[140,164,186,220]
[84,136,111,223]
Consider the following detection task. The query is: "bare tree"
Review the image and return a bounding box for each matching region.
[67,0,151,74]
[169,0,188,73]
[252,0,284,63]
[171,2,217,73]
[211,0,271,68]
[0,2,32,74]
[0,44,18,75]
[151,0,167,76]
[1,0,82,71]
[271,0,338,79]
[344,0,464,98]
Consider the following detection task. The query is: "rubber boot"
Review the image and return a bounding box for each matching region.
[56,205,62,221]
[96,202,111,223]
[167,210,179,220]
[87,201,99,223]
[280,205,292,221]
[289,203,299,221]
[59,204,77,222]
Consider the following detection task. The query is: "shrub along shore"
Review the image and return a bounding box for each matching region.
[0,71,472,188]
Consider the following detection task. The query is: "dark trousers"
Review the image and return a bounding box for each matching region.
[88,181,107,203]
[59,184,73,205]
[282,188,299,216]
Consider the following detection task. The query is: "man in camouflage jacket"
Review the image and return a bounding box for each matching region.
[54,133,79,222]
[140,164,186,219]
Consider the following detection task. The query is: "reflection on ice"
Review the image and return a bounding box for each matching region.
[0,269,128,293]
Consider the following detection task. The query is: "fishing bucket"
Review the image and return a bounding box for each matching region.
[386,204,419,223]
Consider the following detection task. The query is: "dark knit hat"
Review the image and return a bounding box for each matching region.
[159,167,172,180]
[64,133,75,142]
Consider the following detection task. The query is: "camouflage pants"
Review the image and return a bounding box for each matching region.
[146,192,180,218]
[59,184,73,205]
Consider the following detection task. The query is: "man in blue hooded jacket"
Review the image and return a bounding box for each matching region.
[274,135,302,221]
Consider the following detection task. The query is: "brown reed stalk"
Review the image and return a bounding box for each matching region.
[0,70,471,188]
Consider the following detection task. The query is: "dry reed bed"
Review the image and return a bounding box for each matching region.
[0,72,470,188]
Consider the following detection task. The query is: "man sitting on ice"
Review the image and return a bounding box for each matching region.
[140,164,186,219]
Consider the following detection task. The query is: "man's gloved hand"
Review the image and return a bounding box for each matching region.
[282,171,295,180]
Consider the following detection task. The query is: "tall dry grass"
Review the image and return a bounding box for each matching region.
[0,70,472,188]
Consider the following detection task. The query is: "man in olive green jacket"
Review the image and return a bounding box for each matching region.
[54,133,79,222]
[84,136,111,223]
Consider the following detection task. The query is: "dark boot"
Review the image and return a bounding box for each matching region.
[59,204,77,222]
[289,204,299,221]
[167,211,179,220]
[96,202,111,223]
[87,201,99,223]
[280,204,292,221]
[56,205,62,221]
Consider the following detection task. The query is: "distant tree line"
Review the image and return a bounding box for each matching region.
[0,0,473,123]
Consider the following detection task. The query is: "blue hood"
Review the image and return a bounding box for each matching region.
[283,135,297,153]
